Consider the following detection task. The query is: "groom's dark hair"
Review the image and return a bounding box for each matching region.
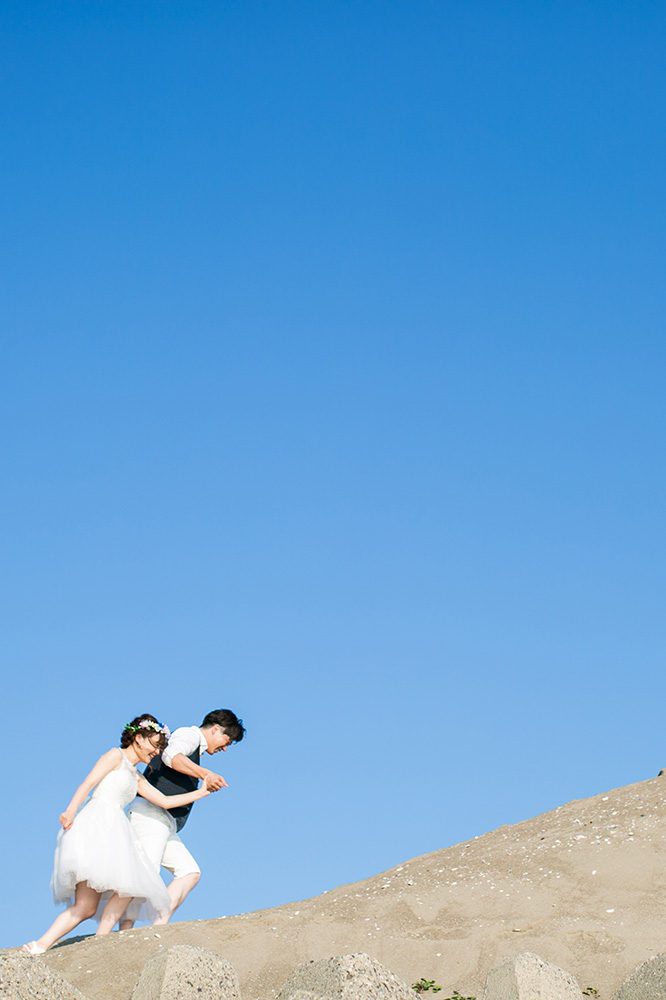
[201,709,246,743]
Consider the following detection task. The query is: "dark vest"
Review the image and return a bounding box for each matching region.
[143,747,200,831]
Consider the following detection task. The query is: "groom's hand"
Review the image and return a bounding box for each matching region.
[169,752,228,791]
[204,771,228,792]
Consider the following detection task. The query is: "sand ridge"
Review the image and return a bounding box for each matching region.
[26,775,666,999]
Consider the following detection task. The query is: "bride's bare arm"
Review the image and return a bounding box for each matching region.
[59,748,123,830]
[136,773,211,810]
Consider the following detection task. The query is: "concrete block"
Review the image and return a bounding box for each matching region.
[275,953,415,1000]
[131,944,240,1000]
[0,952,90,1000]
[483,952,581,1000]
[611,953,666,1000]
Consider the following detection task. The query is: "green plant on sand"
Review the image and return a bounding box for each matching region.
[412,985,475,1000]
[412,980,442,993]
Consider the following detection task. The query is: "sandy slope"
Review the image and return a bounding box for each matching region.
[31,775,666,999]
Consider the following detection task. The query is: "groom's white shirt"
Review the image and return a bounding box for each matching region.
[162,726,208,768]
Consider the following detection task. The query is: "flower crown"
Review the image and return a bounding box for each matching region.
[123,718,171,739]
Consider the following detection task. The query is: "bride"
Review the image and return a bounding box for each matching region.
[22,714,210,954]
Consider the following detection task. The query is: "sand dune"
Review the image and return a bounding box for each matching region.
[36,774,666,999]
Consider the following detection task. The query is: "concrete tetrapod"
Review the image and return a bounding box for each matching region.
[130,944,240,1000]
[611,953,666,1000]
[275,953,416,1000]
[0,952,91,1000]
[483,952,582,1000]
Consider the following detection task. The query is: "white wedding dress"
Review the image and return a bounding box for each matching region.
[51,752,170,923]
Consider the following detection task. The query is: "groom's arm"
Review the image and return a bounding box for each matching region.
[168,753,227,791]
[162,727,228,791]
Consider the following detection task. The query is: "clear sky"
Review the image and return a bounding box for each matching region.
[2,0,665,950]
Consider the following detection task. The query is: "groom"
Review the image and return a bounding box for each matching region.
[119,708,245,928]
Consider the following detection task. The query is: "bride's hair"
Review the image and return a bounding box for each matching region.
[120,714,168,752]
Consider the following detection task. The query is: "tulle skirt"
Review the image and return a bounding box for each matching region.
[51,797,170,924]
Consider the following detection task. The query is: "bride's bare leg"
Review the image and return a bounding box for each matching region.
[30,883,100,952]
[96,893,131,935]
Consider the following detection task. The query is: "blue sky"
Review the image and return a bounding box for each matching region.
[2,0,665,949]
